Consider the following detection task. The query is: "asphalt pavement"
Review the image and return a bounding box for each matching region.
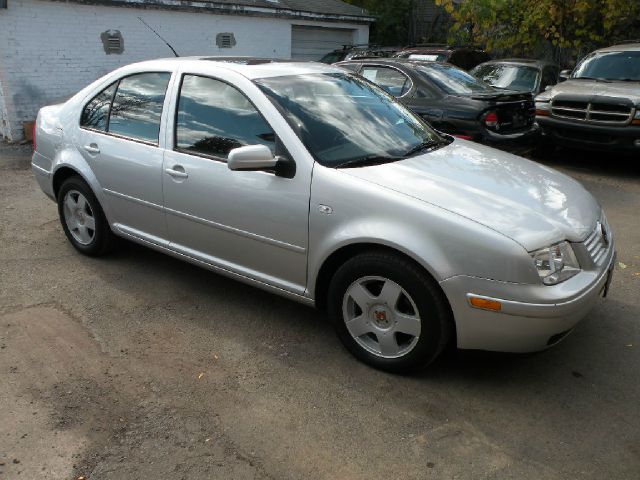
[1,143,638,479]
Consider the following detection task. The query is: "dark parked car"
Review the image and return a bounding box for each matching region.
[471,59,561,95]
[319,45,399,64]
[336,58,538,145]
[535,42,640,153]
[394,44,491,71]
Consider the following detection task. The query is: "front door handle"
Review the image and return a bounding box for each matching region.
[84,144,100,154]
[165,166,189,179]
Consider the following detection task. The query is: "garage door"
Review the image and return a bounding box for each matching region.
[291,26,355,61]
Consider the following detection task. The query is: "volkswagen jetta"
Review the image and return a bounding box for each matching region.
[32,57,615,371]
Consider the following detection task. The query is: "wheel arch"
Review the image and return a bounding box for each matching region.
[313,241,447,312]
[52,166,85,199]
[50,157,114,225]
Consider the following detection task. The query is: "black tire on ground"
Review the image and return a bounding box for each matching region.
[57,176,115,256]
[327,250,454,373]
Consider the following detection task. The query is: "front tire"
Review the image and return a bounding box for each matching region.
[57,176,115,256]
[327,251,453,372]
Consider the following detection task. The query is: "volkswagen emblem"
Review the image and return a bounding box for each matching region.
[374,310,387,322]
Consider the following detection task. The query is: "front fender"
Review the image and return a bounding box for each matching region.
[307,165,537,300]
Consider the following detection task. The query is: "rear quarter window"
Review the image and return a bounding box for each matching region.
[80,83,117,131]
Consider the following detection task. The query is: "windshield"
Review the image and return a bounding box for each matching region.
[573,51,640,81]
[415,63,494,95]
[472,64,540,92]
[255,73,444,168]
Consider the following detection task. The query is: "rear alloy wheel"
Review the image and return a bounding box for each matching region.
[62,189,96,245]
[57,176,115,256]
[328,251,453,372]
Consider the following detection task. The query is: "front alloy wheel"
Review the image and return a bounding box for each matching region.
[328,251,453,372]
[343,276,421,358]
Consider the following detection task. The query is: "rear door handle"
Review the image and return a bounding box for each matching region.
[165,166,189,179]
[84,144,100,154]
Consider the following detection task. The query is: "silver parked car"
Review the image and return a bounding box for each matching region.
[32,57,615,371]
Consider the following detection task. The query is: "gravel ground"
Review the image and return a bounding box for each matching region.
[1,142,639,479]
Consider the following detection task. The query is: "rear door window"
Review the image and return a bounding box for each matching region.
[175,75,275,160]
[108,72,171,144]
[360,66,411,97]
[80,82,117,131]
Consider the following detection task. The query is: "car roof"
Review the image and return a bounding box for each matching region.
[399,45,486,54]
[116,56,345,80]
[474,58,557,68]
[336,58,449,68]
[595,42,640,53]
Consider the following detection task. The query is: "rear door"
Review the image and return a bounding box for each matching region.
[77,71,173,242]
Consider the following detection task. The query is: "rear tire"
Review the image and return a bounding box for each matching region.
[57,176,115,256]
[327,251,453,372]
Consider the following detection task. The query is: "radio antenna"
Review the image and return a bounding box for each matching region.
[137,17,179,57]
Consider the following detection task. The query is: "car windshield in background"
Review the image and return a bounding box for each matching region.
[255,73,444,168]
[473,64,540,91]
[415,63,494,95]
[573,51,640,81]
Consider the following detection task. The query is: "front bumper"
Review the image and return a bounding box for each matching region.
[537,116,640,152]
[440,247,616,353]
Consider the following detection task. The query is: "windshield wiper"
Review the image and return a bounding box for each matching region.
[402,139,448,158]
[335,155,402,169]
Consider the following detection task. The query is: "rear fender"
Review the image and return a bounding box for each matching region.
[51,147,114,224]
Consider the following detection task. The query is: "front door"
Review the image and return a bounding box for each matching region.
[162,74,310,294]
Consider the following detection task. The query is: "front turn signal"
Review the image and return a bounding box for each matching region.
[469,296,502,312]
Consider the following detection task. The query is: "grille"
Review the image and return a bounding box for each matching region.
[583,220,610,265]
[551,99,634,125]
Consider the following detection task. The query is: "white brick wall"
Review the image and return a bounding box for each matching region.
[0,0,369,141]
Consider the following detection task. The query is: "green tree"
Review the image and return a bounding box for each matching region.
[435,0,640,64]
[344,0,415,45]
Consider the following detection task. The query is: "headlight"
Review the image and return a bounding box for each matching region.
[532,241,581,285]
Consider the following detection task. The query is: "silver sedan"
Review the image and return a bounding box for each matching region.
[31,57,615,371]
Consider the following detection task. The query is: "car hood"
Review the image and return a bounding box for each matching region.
[539,79,640,105]
[342,140,599,251]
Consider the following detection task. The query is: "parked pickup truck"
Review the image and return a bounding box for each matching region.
[535,41,640,153]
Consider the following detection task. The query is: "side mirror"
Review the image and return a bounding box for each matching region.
[559,69,572,82]
[227,145,278,172]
